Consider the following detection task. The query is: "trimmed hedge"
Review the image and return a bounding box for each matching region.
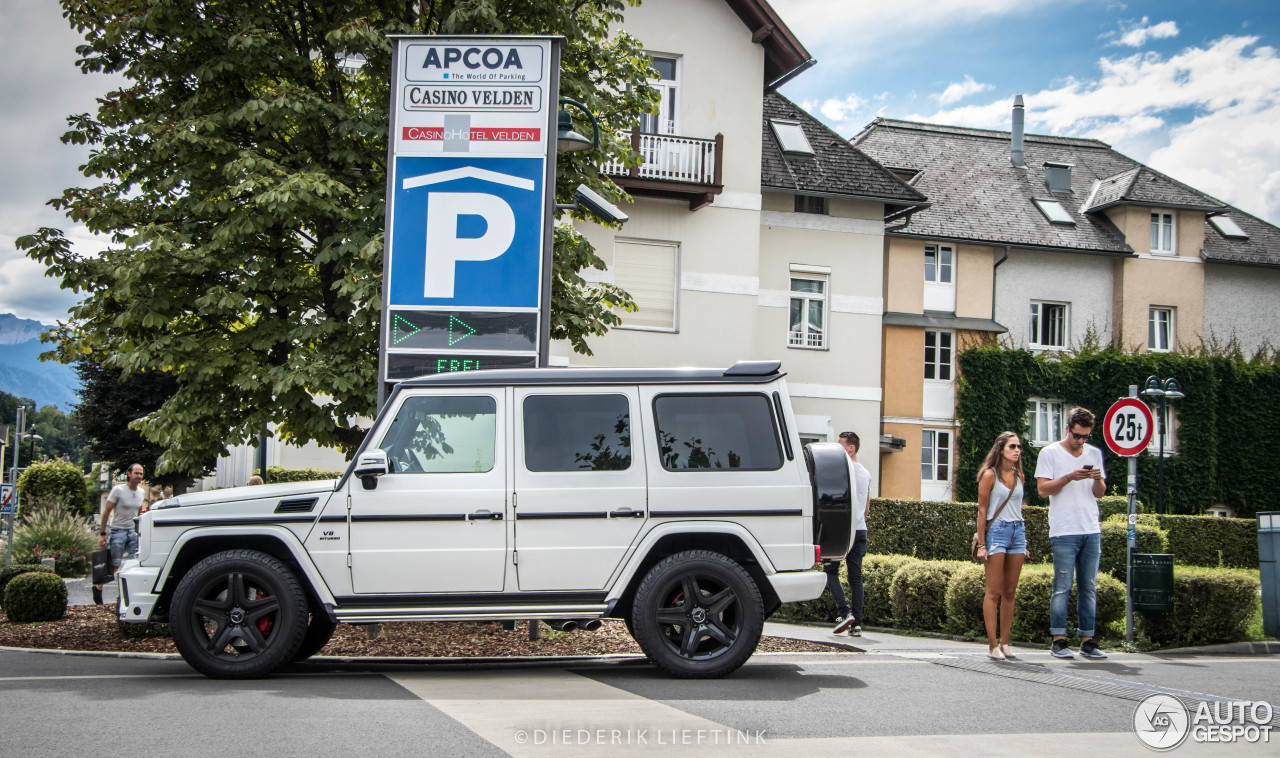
[16,460,93,519]
[0,564,55,608]
[868,497,1256,569]
[889,560,968,632]
[263,465,343,484]
[864,554,921,625]
[1099,521,1169,579]
[2,571,68,622]
[944,563,987,636]
[1008,564,1126,643]
[1135,567,1260,648]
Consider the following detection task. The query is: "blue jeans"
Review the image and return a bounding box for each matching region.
[1050,532,1101,637]
[824,530,868,622]
[984,520,1027,555]
[108,528,138,568]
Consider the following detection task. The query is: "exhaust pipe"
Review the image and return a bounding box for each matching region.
[544,619,579,632]
[576,618,603,631]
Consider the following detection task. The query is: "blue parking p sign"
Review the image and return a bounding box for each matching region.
[388,155,545,309]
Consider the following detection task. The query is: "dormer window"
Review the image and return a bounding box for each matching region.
[1209,215,1248,240]
[1150,212,1176,254]
[1033,198,1075,225]
[770,120,813,155]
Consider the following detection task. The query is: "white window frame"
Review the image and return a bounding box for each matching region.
[924,330,953,382]
[1149,307,1174,352]
[1026,398,1066,446]
[613,238,680,333]
[1150,211,1176,254]
[924,244,953,284]
[641,54,680,135]
[921,428,952,483]
[1148,405,1177,454]
[1029,301,1069,350]
[788,268,828,350]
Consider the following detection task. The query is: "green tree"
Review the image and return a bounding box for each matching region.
[16,460,93,519]
[20,0,653,475]
[73,358,206,488]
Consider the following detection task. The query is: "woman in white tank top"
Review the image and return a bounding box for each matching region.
[975,431,1029,660]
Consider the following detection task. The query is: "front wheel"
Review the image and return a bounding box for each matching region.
[170,549,309,679]
[629,550,764,678]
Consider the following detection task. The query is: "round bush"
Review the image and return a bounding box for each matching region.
[1136,567,1259,648]
[16,461,93,519]
[1100,521,1169,578]
[890,561,965,632]
[0,564,55,608]
[3,571,68,622]
[944,563,987,636]
[863,554,920,625]
[1008,565,1124,644]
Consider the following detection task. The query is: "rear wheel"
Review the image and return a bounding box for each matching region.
[629,550,763,678]
[170,549,308,679]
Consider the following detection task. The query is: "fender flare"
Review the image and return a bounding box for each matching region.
[605,520,777,604]
[156,526,337,608]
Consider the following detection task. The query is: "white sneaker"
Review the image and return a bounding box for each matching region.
[850,625,862,637]
[1000,644,1017,660]
[832,615,855,635]
[988,646,1006,660]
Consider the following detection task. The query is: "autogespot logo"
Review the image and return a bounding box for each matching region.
[1134,694,1190,751]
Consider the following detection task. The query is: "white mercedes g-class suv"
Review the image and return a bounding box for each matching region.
[117,361,854,679]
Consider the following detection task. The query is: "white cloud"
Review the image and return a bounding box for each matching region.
[905,35,1280,223]
[936,76,993,106]
[1112,17,1179,48]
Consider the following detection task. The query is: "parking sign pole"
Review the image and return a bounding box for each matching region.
[1126,385,1138,644]
[537,41,561,368]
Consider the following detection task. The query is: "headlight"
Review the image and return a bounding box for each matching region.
[136,511,152,563]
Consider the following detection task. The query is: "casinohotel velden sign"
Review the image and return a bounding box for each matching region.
[378,36,562,403]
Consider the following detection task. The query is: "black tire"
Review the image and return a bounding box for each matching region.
[170,549,309,679]
[291,610,338,662]
[629,550,764,678]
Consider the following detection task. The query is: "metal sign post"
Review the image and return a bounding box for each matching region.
[4,406,26,567]
[1104,389,1154,644]
[377,36,562,410]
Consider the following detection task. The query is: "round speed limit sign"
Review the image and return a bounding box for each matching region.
[1103,398,1154,456]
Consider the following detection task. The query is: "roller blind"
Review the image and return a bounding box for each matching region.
[614,240,677,329]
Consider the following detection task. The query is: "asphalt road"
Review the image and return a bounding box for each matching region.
[2,642,1277,757]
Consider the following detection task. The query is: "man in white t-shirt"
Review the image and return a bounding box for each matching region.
[95,463,145,604]
[828,431,871,637]
[1035,408,1107,659]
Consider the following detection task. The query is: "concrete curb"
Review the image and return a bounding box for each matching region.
[1147,640,1280,656]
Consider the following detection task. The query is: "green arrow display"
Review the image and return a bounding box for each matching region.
[448,314,476,345]
[392,314,421,345]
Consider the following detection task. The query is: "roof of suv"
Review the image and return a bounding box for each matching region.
[395,361,785,388]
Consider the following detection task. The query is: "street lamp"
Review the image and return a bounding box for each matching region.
[1140,375,1185,514]
[555,98,599,152]
[21,428,43,464]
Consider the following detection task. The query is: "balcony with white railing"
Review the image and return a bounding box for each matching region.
[602,128,724,211]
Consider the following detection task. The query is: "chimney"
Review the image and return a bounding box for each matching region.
[1011,95,1026,169]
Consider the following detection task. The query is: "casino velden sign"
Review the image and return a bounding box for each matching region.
[382,37,556,383]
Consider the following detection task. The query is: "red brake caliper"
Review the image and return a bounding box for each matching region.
[256,590,273,637]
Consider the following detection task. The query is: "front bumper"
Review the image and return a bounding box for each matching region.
[766,569,826,603]
[116,560,162,623]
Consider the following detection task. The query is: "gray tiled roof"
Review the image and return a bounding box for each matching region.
[761,94,926,206]
[852,118,1280,268]
[1084,166,1222,212]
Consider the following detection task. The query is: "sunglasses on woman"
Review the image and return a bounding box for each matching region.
[1006,443,1022,450]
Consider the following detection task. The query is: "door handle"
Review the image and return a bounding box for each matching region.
[608,508,644,519]
[466,511,503,521]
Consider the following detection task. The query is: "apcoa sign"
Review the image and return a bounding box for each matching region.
[380,36,559,396]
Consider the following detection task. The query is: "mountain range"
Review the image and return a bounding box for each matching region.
[0,313,80,410]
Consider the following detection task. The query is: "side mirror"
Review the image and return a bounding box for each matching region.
[354,449,389,490]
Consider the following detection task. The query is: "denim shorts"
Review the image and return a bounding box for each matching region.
[108,528,139,567]
[985,519,1027,556]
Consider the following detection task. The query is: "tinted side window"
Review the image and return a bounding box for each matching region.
[523,394,631,472]
[653,394,783,471]
[379,395,497,474]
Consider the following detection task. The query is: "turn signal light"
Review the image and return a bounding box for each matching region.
[814,545,822,565]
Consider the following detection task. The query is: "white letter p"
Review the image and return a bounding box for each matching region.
[423,192,516,299]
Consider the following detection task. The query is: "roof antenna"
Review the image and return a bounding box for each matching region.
[1011,95,1027,169]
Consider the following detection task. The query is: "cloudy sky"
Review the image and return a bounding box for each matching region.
[2,0,1278,325]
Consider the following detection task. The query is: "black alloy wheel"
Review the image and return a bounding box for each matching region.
[170,549,308,679]
[630,550,764,678]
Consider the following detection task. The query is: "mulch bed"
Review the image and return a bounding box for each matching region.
[1,605,846,657]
